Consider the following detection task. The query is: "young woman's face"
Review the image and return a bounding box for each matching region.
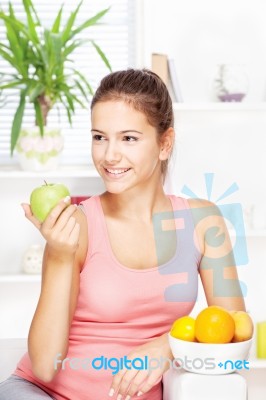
[91,100,163,194]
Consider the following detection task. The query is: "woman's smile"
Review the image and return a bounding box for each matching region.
[103,167,132,179]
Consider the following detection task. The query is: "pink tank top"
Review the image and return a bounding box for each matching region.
[14,195,201,400]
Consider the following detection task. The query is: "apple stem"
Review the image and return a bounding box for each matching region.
[44,180,48,186]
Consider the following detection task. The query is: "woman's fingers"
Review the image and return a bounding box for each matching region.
[58,216,79,242]
[21,203,42,230]
[68,221,81,246]
[43,204,78,238]
[41,197,72,231]
[21,195,71,231]
[22,197,81,257]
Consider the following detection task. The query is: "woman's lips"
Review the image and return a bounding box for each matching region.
[103,167,131,179]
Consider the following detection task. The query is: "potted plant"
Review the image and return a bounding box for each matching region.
[0,0,111,171]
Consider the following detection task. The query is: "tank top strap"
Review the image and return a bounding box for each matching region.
[167,194,191,211]
[79,195,108,262]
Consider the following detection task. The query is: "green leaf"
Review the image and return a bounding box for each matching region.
[91,40,112,72]
[62,39,90,59]
[52,4,64,33]
[0,42,11,51]
[66,106,72,126]
[73,79,89,102]
[71,8,110,39]
[61,1,83,44]
[29,82,45,102]
[59,94,72,125]
[43,30,62,77]
[0,80,24,90]
[4,20,25,71]
[22,0,40,44]
[8,3,16,19]
[34,100,44,135]
[0,11,43,64]
[0,12,26,32]
[68,91,86,109]
[64,91,74,112]
[11,90,26,155]
[23,0,41,25]
[50,33,63,67]
[0,46,16,69]
[72,69,94,95]
[0,71,20,81]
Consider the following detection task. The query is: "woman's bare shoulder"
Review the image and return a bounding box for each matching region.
[187,197,217,209]
[186,198,224,255]
[186,198,224,226]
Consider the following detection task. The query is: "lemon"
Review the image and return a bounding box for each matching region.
[170,316,196,342]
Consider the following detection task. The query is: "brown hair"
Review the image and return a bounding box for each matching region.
[91,68,174,180]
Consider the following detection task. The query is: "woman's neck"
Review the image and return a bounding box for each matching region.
[101,186,171,222]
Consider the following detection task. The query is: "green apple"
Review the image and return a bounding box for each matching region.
[30,181,70,222]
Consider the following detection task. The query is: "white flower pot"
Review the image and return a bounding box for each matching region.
[16,126,64,171]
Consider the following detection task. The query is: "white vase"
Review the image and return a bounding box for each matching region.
[21,244,44,274]
[16,126,64,171]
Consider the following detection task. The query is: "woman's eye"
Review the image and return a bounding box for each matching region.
[92,134,104,141]
[123,136,138,142]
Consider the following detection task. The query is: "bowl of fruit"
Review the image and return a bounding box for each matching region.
[168,306,253,375]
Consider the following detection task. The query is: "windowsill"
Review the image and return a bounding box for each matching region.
[0,164,100,178]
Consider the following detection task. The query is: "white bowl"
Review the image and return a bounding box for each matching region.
[168,333,253,375]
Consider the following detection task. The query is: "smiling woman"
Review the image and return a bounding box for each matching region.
[91,69,175,185]
[0,69,246,400]
[91,98,173,194]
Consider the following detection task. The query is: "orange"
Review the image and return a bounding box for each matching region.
[195,306,235,344]
[170,316,196,342]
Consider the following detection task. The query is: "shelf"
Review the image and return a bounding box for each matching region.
[173,103,266,112]
[0,274,41,283]
[0,164,100,178]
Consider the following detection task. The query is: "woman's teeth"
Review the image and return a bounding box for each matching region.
[106,168,130,175]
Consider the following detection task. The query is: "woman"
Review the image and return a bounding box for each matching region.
[0,69,245,400]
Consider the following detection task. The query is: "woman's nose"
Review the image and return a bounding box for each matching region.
[104,141,121,163]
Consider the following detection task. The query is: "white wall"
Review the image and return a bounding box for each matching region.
[140,0,266,102]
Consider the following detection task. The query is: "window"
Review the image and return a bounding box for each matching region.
[0,0,136,166]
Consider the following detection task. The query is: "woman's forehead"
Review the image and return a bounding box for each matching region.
[91,100,149,124]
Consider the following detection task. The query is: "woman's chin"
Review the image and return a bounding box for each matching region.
[104,183,129,194]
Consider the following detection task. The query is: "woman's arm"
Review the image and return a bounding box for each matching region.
[22,199,88,382]
[188,198,246,311]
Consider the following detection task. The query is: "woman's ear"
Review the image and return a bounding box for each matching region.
[159,127,175,161]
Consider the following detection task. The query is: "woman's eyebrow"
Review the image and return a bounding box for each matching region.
[91,129,143,134]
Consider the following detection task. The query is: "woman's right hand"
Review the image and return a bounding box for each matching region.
[21,196,80,260]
